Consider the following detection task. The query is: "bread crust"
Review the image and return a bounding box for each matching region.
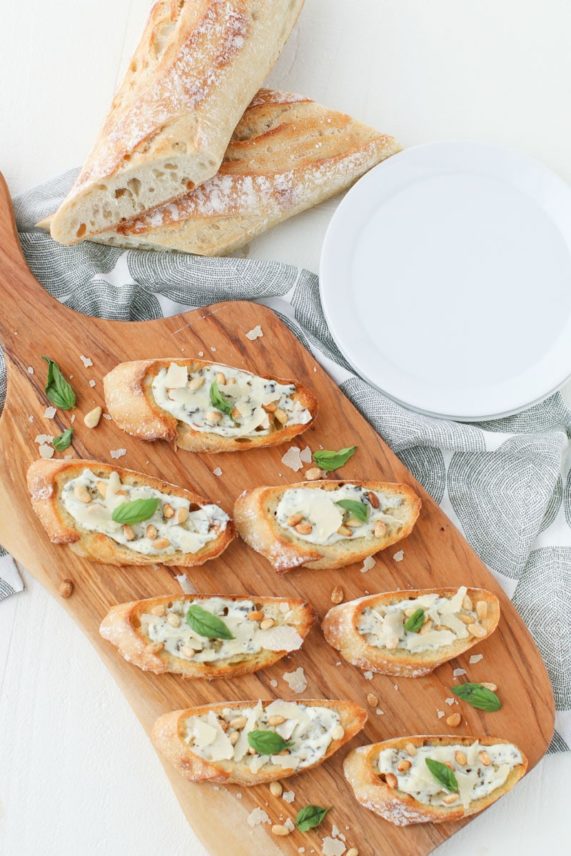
[27,458,234,566]
[234,481,421,572]
[152,699,367,785]
[92,89,401,255]
[100,593,315,678]
[322,588,500,677]
[343,735,528,825]
[50,1,305,244]
[103,358,318,452]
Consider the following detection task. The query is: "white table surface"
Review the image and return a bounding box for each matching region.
[0,1,568,854]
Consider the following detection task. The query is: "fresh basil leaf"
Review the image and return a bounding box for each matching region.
[335,498,369,522]
[247,730,291,755]
[313,446,357,472]
[111,498,160,525]
[295,805,330,832]
[52,427,73,452]
[186,604,234,640]
[209,381,235,418]
[42,357,76,410]
[425,758,459,793]
[404,607,425,633]
[451,683,502,712]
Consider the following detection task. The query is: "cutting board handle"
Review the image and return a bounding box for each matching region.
[0,172,74,356]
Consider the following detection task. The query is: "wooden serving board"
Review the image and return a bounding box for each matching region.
[0,173,554,856]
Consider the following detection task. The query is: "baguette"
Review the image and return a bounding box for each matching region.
[91,89,401,255]
[27,458,234,566]
[100,593,314,679]
[234,480,421,572]
[153,698,367,785]
[50,0,304,244]
[322,587,500,677]
[343,735,528,825]
[103,358,317,452]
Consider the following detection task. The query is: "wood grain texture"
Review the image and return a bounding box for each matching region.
[0,173,554,856]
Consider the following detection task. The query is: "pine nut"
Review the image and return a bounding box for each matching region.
[268,715,285,726]
[295,521,313,535]
[274,408,288,425]
[374,521,387,538]
[74,484,91,503]
[468,622,486,638]
[305,467,323,481]
[397,759,411,772]
[269,781,283,797]
[123,525,135,541]
[167,612,181,628]
[346,517,363,528]
[175,506,189,525]
[462,594,473,611]
[97,481,107,498]
[347,849,359,856]
[206,410,223,423]
[260,618,275,630]
[385,773,398,789]
[331,724,345,741]
[229,732,240,745]
[481,681,497,692]
[446,713,462,727]
[271,825,290,837]
[479,751,491,766]
[83,406,102,429]
[476,601,488,620]
[337,525,352,536]
[263,401,278,413]
[180,646,195,658]
[58,579,74,599]
[405,742,417,756]
[442,794,459,805]
[146,524,158,540]
[150,604,166,617]
[163,504,175,519]
[458,613,474,624]
[248,610,264,621]
[215,372,226,385]
[188,375,204,391]
[367,491,380,508]
[231,407,241,421]
[367,693,379,708]
[287,513,304,527]
[230,716,248,730]
[330,585,344,604]
[153,538,170,550]
[455,751,467,766]
[419,619,433,635]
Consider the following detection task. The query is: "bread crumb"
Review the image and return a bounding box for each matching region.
[363,670,373,681]
[175,573,196,594]
[282,790,295,803]
[27,366,34,375]
[102,413,112,421]
[28,415,34,423]
[281,446,304,472]
[393,683,399,691]
[247,807,271,828]
[110,448,127,459]
[360,556,376,574]
[393,550,405,562]
[245,325,263,340]
[213,467,223,477]
[44,406,57,419]
[283,667,307,693]
[89,379,97,388]
[235,793,242,799]
[39,443,54,459]
[453,668,467,677]
[300,446,312,463]
[322,836,346,856]
[469,654,484,665]
[80,355,93,368]
[436,709,445,719]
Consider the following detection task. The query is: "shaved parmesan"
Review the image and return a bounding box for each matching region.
[245,325,263,340]
[283,667,308,694]
[281,446,304,472]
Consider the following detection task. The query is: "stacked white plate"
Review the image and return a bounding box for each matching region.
[320,141,571,421]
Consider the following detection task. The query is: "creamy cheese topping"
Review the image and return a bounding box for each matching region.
[151,362,312,438]
[61,469,228,556]
[358,587,482,653]
[185,701,342,771]
[379,742,522,809]
[141,597,304,663]
[275,484,406,546]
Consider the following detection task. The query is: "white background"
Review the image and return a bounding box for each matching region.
[0,1,569,854]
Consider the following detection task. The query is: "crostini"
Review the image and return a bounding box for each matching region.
[100,594,314,679]
[27,459,234,566]
[322,587,500,677]
[153,698,367,785]
[343,735,527,825]
[234,480,421,572]
[103,359,317,453]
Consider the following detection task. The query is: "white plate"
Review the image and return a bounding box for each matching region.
[320,142,571,421]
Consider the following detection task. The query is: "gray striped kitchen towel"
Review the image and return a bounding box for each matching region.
[2,170,569,750]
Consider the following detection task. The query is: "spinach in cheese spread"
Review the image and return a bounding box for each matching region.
[379,742,522,809]
[61,469,228,555]
[185,700,343,772]
[358,587,479,653]
[141,597,303,663]
[151,362,311,437]
[276,484,405,545]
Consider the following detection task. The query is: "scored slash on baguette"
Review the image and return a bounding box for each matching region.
[100,594,315,679]
[102,358,318,452]
[49,0,305,244]
[26,458,234,567]
[152,699,367,785]
[343,735,528,826]
[322,588,500,677]
[233,481,421,572]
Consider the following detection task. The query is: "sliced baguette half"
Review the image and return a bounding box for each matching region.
[103,358,318,452]
[322,587,500,677]
[344,735,528,825]
[100,593,315,679]
[153,698,367,785]
[92,88,401,255]
[50,1,305,244]
[234,480,421,572]
[27,459,234,566]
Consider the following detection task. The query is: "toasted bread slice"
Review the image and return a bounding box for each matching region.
[234,480,421,572]
[103,358,317,453]
[100,593,315,679]
[322,587,500,677]
[92,89,401,255]
[344,735,528,825]
[153,698,367,785]
[27,459,234,567]
[49,1,304,244]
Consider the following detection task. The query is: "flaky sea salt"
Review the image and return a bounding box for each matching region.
[27,366,34,375]
[444,697,456,706]
[245,325,263,341]
[89,379,97,388]
[361,556,376,574]
[300,446,312,464]
[80,355,93,368]
[44,407,57,419]
[283,667,307,694]
[110,448,127,459]
[281,446,304,472]
[270,679,278,689]
[175,573,196,594]
[213,467,223,477]
[469,654,484,665]
[453,668,467,677]
[322,837,345,856]
[363,670,373,681]
[282,791,295,803]
[284,818,295,832]
[39,444,54,459]
[393,550,405,562]
[436,710,445,719]
[35,434,53,445]
[247,808,270,828]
